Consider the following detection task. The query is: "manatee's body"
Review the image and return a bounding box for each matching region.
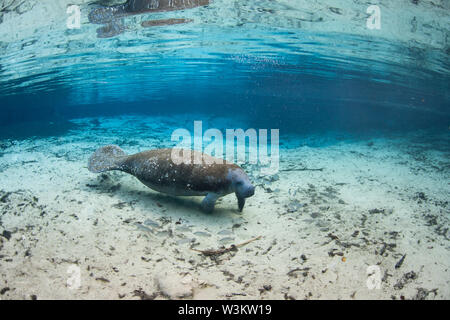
[89,0,210,38]
[88,145,255,212]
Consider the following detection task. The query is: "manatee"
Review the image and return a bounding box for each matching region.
[88,0,210,38]
[88,145,255,213]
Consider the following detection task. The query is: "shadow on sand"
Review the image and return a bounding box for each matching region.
[83,172,239,221]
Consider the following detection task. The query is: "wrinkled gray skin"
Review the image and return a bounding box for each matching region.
[88,0,210,38]
[88,145,255,213]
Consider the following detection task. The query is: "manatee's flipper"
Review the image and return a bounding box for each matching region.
[141,18,192,27]
[88,4,127,24]
[96,20,126,38]
[88,145,127,173]
[237,195,245,212]
[201,193,220,213]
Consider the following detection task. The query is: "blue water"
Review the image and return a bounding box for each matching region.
[1,1,450,300]
[0,7,449,137]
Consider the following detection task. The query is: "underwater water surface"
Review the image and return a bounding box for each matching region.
[0,0,449,300]
[0,1,448,133]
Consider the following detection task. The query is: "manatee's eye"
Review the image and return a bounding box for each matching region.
[236,181,243,186]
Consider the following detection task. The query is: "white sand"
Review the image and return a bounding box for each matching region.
[0,115,448,300]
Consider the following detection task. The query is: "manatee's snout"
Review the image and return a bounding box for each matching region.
[229,169,254,197]
[243,184,255,198]
[228,168,255,212]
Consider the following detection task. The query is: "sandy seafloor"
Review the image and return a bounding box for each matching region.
[0,115,449,300]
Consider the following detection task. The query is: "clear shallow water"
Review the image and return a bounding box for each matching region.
[0,1,450,300]
[0,1,449,135]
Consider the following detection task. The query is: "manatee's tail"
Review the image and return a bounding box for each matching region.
[88,145,127,173]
